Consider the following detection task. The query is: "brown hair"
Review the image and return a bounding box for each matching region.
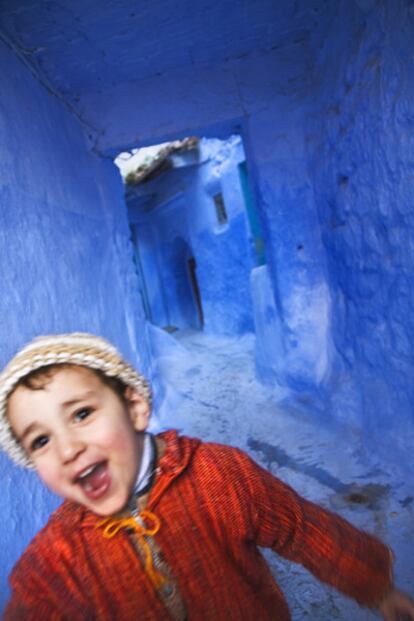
[14,364,128,402]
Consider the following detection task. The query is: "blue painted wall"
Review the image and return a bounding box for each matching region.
[128,137,256,336]
[0,40,152,607]
[306,0,414,464]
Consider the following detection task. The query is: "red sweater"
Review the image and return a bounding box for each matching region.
[5,430,392,620]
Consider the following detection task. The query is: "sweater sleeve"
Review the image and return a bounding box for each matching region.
[4,529,93,621]
[5,563,67,621]
[4,591,63,621]
[239,450,393,608]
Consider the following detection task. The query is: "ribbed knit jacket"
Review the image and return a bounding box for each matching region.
[5,430,392,620]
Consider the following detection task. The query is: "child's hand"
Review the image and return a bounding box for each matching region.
[378,588,414,620]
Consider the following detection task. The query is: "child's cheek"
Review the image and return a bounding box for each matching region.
[101,422,139,454]
[36,462,64,494]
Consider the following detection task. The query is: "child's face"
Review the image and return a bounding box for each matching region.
[7,366,150,516]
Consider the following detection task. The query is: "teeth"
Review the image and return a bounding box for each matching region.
[78,465,97,479]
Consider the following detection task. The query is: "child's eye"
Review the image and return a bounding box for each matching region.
[73,407,93,422]
[30,435,49,452]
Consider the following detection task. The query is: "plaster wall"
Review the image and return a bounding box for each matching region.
[0,41,151,608]
[307,0,414,464]
[244,103,332,396]
[78,46,312,152]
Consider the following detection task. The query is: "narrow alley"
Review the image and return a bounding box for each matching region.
[1,0,414,615]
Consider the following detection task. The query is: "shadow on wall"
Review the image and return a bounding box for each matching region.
[164,236,203,331]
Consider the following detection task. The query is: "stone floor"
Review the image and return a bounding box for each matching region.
[154,329,413,620]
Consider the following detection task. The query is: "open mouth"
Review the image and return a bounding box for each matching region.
[75,462,111,500]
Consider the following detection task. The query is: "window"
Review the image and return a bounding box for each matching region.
[213,192,228,225]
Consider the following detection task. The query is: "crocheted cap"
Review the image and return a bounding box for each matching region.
[0,333,152,469]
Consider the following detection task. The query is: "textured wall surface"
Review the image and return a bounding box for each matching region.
[307,0,414,463]
[0,0,330,102]
[244,103,333,395]
[0,40,151,607]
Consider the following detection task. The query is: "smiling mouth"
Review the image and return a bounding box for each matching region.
[76,462,111,500]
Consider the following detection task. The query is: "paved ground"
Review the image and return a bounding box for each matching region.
[154,329,413,620]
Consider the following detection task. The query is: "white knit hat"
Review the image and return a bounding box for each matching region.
[0,333,151,469]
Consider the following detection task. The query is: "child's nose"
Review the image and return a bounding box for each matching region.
[56,433,85,463]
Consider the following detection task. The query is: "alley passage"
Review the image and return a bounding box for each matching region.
[157,330,413,621]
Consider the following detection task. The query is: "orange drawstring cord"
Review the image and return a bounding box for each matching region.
[96,510,166,589]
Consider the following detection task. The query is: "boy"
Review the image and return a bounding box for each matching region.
[0,332,413,620]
